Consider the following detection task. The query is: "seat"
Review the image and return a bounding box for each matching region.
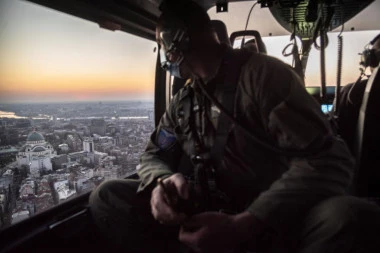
[352,64,380,199]
[230,30,267,54]
[211,19,231,47]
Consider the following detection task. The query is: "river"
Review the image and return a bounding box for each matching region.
[0,110,50,119]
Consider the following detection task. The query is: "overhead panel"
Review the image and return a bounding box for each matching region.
[267,0,375,38]
[27,0,159,41]
[26,0,378,41]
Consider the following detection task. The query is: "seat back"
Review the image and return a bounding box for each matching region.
[211,19,231,47]
[230,30,267,54]
[353,64,380,197]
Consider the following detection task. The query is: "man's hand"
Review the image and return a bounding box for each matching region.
[179,211,260,253]
[150,173,190,225]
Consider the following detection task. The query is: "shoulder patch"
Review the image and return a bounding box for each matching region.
[157,128,176,150]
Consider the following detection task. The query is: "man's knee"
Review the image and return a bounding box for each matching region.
[306,196,380,229]
[89,179,142,229]
[89,179,140,210]
[88,179,181,252]
[299,196,380,253]
[89,180,139,209]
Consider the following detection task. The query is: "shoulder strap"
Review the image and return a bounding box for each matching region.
[211,49,253,167]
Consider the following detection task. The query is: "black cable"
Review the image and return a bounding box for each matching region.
[312,20,329,51]
[196,78,332,157]
[334,35,343,115]
[282,32,303,70]
[347,71,366,105]
[334,2,344,114]
[282,42,295,57]
[241,1,258,48]
[320,29,327,103]
[312,19,321,50]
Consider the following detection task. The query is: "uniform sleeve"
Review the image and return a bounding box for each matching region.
[244,55,355,233]
[137,94,183,193]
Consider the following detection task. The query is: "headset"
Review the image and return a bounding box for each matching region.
[360,34,380,68]
[158,0,190,70]
[158,28,189,70]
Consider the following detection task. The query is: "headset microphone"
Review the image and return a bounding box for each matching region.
[359,34,380,68]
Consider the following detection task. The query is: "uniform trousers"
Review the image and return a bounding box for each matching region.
[89,179,380,253]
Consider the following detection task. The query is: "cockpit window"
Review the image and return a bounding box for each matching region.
[0,0,156,229]
[305,30,380,87]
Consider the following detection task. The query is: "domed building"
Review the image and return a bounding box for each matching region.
[17,131,56,177]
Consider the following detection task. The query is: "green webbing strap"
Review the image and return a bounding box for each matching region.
[210,49,253,168]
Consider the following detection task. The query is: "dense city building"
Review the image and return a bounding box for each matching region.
[90,119,106,136]
[0,101,154,228]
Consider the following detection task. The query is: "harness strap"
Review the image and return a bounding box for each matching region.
[210,49,253,168]
[175,49,253,211]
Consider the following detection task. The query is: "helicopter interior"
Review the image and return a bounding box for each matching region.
[0,0,379,252]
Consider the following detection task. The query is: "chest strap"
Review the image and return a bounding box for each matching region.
[210,49,253,168]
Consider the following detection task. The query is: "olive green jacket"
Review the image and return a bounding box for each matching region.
[138,50,354,233]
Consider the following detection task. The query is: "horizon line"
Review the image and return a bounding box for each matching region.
[0,99,155,105]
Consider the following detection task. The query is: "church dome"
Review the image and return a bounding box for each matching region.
[27,131,45,142]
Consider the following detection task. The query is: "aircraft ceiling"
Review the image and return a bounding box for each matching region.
[26,0,379,40]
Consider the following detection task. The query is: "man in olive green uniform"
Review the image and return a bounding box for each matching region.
[90,1,380,252]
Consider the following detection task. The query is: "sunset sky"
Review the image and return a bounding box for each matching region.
[0,0,379,104]
[0,0,157,103]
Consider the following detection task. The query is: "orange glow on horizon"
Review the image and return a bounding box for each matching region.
[0,0,157,103]
[0,71,154,92]
[0,66,155,102]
